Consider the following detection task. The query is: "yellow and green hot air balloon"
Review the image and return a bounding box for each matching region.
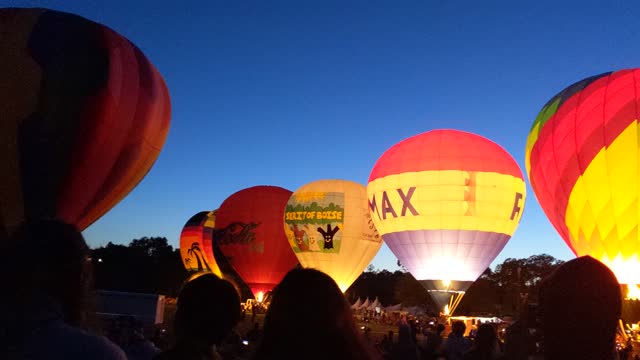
[284,179,382,292]
[526,69,640,298]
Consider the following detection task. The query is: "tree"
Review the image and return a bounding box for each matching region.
[394,273,436,311]
[488,254,564,315]
[92,237,189,296]
[347,253,564,317]
[129,236,174,258]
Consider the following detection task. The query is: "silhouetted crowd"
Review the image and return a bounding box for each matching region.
[0,218,636,359]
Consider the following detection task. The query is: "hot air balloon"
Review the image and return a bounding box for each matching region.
[284,179,382,292]
[525,69,640,298]
[179,211,223,277]
[214,186,299,301]
[368,130,526,315]
[0,8,171,239]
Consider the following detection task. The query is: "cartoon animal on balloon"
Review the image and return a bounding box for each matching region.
[304,225,322,251]
[317,224,340,249]
[290,224,309,252]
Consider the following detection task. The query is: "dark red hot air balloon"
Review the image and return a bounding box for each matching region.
[214,186,299,300]
[0,8,171,238]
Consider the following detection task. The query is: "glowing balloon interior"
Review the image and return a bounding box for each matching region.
[214,186,299,298]
[526,69,640,292]
[284,179,382,292]
[0,8,171,237]
[179,211,223,277]
[368,129,526,313]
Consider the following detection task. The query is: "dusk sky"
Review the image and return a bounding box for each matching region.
[8,0,640,271]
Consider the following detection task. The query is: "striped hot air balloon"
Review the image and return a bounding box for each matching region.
[368,130,526,314]
[179,211,223,277]
[0,8,171,238]
[526,69,640,297]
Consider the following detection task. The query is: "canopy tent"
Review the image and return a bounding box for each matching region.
[368,296,381,311]
[351,297,362,310]
[360,297,370,309]
[404,306,426,316]
[384,303,403,312]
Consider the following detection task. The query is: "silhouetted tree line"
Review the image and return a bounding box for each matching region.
[92,239,566,315]
[91,236,254,299]
[346,254,565,317]
[92,237,189,297]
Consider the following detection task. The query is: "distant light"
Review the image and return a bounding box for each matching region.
[627,284,640,300]
[98,258,103,263]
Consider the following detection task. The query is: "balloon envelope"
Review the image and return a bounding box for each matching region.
[179,211,223,277]
[284,179,382,292]
[368,130,526,309]
[214,186,299,298]
[0,8,171,237]
[526,69,640,287]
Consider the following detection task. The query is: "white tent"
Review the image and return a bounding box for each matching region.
[405,306,427,316]
[368,296,381,311]
[361,297,370,309]
[351,297,362,310]
[385,303,403,312]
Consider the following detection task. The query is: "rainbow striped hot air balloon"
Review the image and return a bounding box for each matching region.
[526,69,640,297]
[368,130,526,314]
[179,211,223,277]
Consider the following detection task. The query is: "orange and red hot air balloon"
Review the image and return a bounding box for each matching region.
[214,186,299,301]
[526,69,640,297]
[0,8,171,238]
[368,130,526,315]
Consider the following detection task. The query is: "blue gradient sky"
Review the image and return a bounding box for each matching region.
[8,0,640,271]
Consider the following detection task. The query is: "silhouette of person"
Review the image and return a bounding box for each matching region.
[155,273,241,360]
[463,323,503,360]
[539,255,622,360]
[115,316,160,360]
[252,268,379,360]
[0,218,126,359]
[421,323,445,360]
[442,320,472,360]
[390,322,420,360]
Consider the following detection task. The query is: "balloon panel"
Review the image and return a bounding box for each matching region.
[284,179,382,292]
[215,186,299,297]
[526,69,640,284]
[383,229,511,281]
[179,211,222,277]
[368,130,525,283]
[0,8,171,236]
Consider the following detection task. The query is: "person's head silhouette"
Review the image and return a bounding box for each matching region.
[6,218,93,327]
[451,320,466,337]
[2,218,127,359]
[253,268,379,360]
[539,255,621,360]
[173,273,241,347]
[473,323,497,353]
